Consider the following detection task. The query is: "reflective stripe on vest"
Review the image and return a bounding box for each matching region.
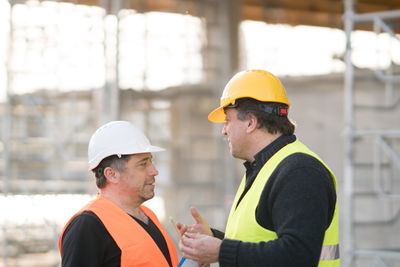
[59,195,178,267]
[225,140,340,266]
[320,244,340,261]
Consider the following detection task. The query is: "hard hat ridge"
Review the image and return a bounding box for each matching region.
[88,121,164,171]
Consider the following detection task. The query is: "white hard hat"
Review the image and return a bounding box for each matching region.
[88,121,164,171]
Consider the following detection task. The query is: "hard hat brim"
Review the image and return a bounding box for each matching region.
[208,106,226,123]
[88,145,165,171]
[145,145,165,153]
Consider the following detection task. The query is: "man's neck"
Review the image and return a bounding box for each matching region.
[247,131,282,162]
[99,190,146,221]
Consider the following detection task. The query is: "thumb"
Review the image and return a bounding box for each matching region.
[190,206,204,224]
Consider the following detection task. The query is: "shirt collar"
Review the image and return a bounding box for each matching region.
[243,134,297,171]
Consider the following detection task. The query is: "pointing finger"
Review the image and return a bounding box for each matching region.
[190,206,204,224]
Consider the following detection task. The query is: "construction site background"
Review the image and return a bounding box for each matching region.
[1,1,400,266]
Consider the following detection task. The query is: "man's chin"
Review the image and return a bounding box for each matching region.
[142,192,155,202]
[231,151,246,160]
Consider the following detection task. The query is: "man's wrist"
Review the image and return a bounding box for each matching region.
[210,228,225,239]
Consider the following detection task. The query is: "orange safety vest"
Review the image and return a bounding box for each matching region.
[59,195,179,267]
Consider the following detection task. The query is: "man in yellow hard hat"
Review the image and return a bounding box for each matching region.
[178,70,340,267]
[59,121,178,267]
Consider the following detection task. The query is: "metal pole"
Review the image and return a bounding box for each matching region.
[343,0,355,266]
[2,0,13,198]
[354,129,400,137]
[111,0,121,121]
[352,9,400,22]
[217,0,240,221]
[99,0,121,125]
[2,1,13,265]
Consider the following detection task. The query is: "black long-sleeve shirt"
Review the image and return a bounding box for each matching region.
[217,135,337,267]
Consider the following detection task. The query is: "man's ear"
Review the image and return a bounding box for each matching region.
[246,114,258,133]
[104,167,119,184]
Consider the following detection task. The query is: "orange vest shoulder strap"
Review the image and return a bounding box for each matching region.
[140,205,179,266]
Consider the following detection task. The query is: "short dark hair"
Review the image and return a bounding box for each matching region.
[227,98,296,135]
[92,155,131,188]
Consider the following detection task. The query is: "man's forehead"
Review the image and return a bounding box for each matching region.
[131,152,152,161]
[224,107,237,117]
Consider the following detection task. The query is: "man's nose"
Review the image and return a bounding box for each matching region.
[149,163,159,176]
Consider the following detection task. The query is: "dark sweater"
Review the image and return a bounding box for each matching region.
[217,135,337,267]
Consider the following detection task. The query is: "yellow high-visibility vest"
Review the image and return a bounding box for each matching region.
[225,140,340,267]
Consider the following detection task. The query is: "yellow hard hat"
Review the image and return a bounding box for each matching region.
[208,69,290,123]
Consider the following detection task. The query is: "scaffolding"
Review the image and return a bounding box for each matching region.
[344,1,400,266]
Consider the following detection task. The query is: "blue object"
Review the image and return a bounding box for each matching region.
[177,257,186,267]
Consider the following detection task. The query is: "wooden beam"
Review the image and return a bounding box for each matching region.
[23,0,400,13]
[242,0,400,29]
[14,0,400,29]
[129,0,177,11]
[243,0,398,13]
[242,5,343,28]
[57,0,101,7]
[244,0,343,14]
[355,2,400,13]
[26,0,400,16]
[357,0,400,9]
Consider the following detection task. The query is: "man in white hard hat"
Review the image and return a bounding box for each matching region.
[59,121,178,267]
[178,70,339,267]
